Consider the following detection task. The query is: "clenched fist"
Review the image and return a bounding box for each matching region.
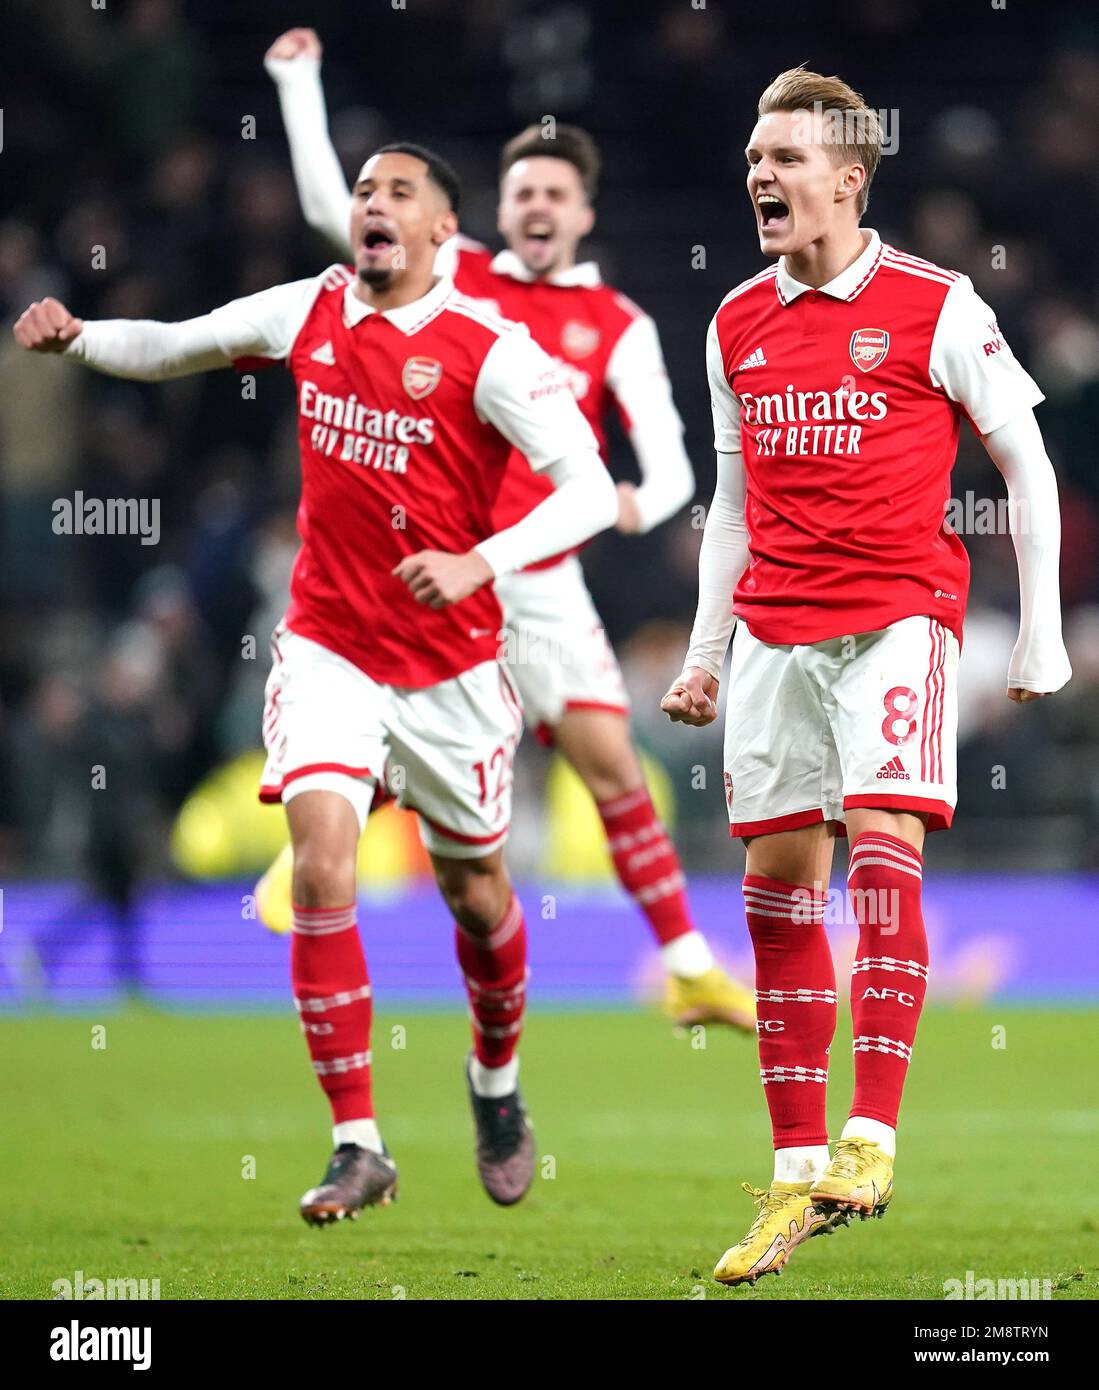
[265,27,323,65]
[392,550,494,609]
[12,298,84,352]
[661,666,720,727]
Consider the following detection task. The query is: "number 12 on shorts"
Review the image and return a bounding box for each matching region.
[473,740,516,807]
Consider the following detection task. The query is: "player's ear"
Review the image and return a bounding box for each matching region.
[432,209,459,246]
[836,163,866,207]
[578,203,596,239]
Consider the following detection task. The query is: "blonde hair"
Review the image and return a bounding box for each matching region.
[757,67,882,217]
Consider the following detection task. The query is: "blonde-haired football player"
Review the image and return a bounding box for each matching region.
[663,68,1071,1285]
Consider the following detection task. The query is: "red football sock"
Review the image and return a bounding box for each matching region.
[455,895,528,1069]
[743,875,836,1148]
[597,786,693,946]
[290,904,374,1124]
[846,833,928,1129]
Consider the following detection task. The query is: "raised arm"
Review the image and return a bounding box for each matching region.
[265,28,354,257]
[13,278,326,381]
[606,314,696,535]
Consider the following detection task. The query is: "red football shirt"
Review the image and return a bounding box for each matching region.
[220,267,596,686]
[708,231,1044,645]
[448,240,664,565]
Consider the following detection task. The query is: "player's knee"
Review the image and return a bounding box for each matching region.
[570,745,643,803]
[435,862,510,936]
[291,839,356,907]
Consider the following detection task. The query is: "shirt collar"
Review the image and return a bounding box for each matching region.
[775,229,882,305]
[488,248,603,288]
[342,275,455,333]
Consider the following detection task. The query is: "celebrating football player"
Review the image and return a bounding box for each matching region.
[15,144,618,1224]
[662,67,1071,1285]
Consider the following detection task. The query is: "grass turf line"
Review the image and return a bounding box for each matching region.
[1,1007,1096,1300]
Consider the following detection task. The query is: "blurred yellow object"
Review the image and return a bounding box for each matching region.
[254,843,294,934]
[664,967,756,1033]
[171,751,431,885]
[542,750,676,881]
[171,751,287,879]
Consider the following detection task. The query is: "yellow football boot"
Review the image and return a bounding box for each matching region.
[713,1181,831,1286]
[665,966,755,1033]
[810,1138,894,1219]
[254,843,295,936]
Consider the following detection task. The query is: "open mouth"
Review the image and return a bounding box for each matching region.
[757,194,790,230]
[362,226,397,253]
[522,222,554,251]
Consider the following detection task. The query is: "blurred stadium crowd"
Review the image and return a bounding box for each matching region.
[3,0,1099,889]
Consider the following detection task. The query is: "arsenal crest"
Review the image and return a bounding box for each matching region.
[402,356,442,400]
[561,319,601,360]
[849,328,889,372]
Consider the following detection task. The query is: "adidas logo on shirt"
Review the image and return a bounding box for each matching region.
[876,754,910,781]
[737,346,767,370]
[310,340,336,366]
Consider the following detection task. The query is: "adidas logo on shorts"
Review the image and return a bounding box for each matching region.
[876,754,910,781]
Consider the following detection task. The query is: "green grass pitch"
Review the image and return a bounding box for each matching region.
[2,1005,1097,1300]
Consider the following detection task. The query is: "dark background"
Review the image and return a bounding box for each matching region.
[3,0,1099,880]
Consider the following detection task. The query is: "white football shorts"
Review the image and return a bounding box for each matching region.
[259,625,523,858]
[723,614,959,838]
[494,555,629,741]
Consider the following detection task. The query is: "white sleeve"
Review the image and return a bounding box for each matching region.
[471,328,616,575]
[681,450,749,680]
[473,327,602,469]
[981,410,1072,693]
[265,53,354,255]
[929,277,1044,435]
[706,313,742,453]
[62,277,324,380]
[474,451,618,578]
[605,314,694,531]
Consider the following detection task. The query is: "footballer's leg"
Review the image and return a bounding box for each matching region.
[287,789,397,1225]
[713,822,842,1284]
[809,618,957,1222]
[431,849,536,1206]
[713,627,846,1285]
[806,805,924,1222]
[259,626,396,1223]
[498,558,752,1032]
[254,782,398,937]
[387,658,534,1205]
